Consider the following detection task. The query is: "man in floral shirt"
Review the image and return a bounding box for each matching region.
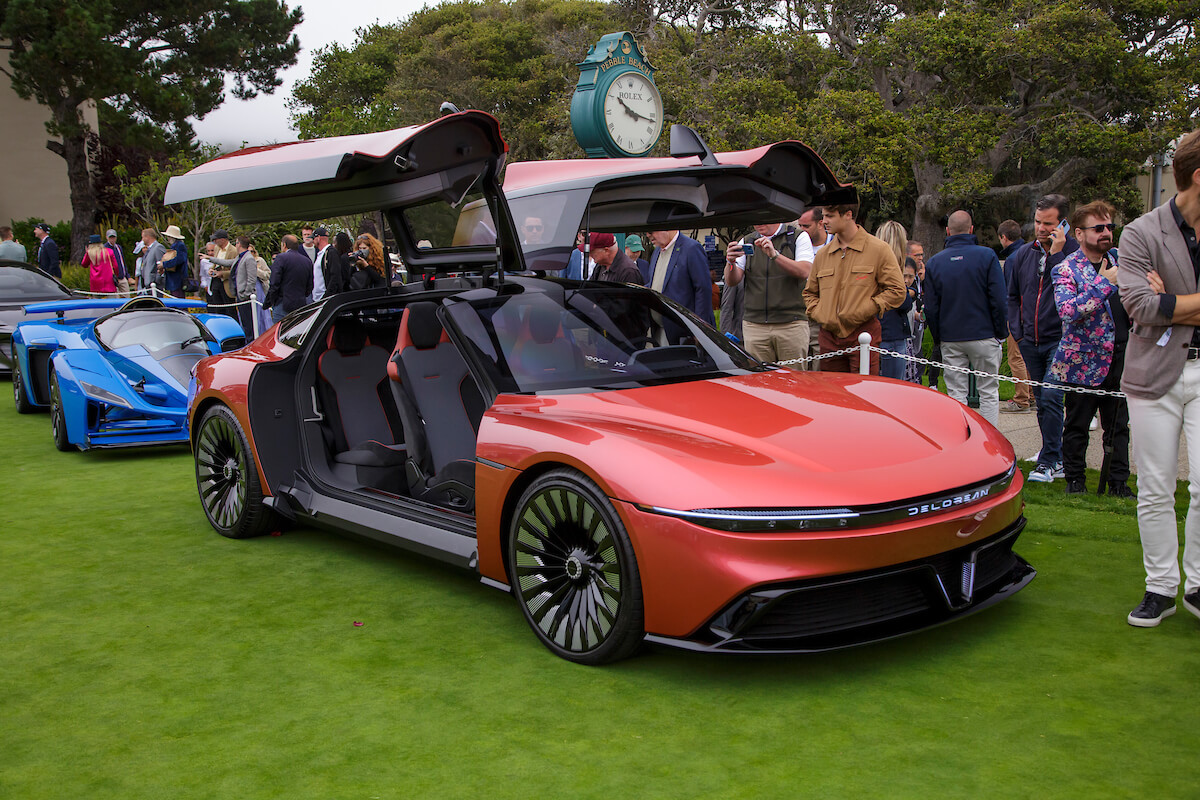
[1049,199,1133,497]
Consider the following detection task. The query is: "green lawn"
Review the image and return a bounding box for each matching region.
[2,385,1197,799]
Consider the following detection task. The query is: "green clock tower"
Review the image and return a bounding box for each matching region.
[570,32,663,158]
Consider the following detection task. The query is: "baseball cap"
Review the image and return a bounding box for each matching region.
[106,229,118,238]
[212,229,230,241]
[88,234,102,244]
[624,234,644,252]
[35,223,51,233]
[313,226,329,237]
[583,232,616,251]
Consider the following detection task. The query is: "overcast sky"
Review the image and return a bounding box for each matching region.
[191,0,431,151]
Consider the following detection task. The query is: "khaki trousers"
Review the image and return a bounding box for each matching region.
[1006,335,1032,406]
[742,319,810,370]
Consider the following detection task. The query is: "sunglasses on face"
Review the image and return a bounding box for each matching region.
[1082,223,1116,232]
[524,224,543,232]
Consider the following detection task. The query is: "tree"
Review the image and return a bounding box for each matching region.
[786,0,1200,248]
[291,0,629,161]
[114,148,235,276]
[0,0,302,262]
[291,0,1200,245]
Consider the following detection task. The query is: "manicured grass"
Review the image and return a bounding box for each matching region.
[2,387,1197,798]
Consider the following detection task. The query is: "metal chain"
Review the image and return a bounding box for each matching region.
[776,344,1126,398]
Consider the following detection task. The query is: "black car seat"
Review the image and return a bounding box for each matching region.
[317,317,407,473]
[509,302,583,379]
[387,301,482,511]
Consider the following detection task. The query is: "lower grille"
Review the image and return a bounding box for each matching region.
[713,524,1027,651]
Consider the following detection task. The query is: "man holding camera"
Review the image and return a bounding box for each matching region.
[724,222,815,367]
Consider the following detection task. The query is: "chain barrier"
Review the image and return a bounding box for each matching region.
[68,282,262,338]
[775,338,1126,398]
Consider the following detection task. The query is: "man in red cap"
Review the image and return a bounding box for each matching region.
[586,233,645,286]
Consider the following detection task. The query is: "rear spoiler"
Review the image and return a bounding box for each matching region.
[24,297,208,315]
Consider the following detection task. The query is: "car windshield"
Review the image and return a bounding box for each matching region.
[95,309,211,355]
[0,266,71,300]
[444,281,767,393]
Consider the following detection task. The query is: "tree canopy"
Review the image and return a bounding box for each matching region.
[289,0,1199,244]
[0,0,302,260]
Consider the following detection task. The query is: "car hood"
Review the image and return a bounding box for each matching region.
[481,369,1014,510]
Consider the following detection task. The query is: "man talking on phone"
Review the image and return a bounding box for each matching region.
[1006,194,1079,483]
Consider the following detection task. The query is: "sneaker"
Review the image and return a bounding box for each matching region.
[1065,480,1086,494]
[1001,400,1032,413]
[1107,482,1136,499]
[1028,465,1055,483]
[1185,591,1200,621]
[1127,592,1176,627]
[1089,415,1099,431]
[1051,462,1065,479]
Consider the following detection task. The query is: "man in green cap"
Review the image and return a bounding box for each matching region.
[624,235,649,279]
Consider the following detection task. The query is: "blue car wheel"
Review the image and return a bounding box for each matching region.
[13,357,34,414]
[48,369,76,452]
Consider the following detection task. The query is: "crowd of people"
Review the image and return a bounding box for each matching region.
[10,218,394,335]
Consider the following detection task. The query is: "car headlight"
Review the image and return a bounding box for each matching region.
[639,466,1017,533]
[79,380,132,408]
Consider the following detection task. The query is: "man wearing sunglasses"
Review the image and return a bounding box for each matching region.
[1047,200,1133,499]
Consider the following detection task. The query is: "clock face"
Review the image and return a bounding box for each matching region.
[602,71,663,156]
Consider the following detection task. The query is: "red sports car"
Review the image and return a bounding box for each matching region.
[166,111,1033,664]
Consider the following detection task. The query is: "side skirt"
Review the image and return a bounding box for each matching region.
[270,476,479,570]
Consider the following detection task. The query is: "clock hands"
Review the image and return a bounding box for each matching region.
[617,96,653,123]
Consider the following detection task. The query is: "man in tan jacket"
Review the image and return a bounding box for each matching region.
[803,202,906,374]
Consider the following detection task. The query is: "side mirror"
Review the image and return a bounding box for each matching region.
[220,336,247,353]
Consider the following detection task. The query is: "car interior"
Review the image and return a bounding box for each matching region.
[303,298,485,513]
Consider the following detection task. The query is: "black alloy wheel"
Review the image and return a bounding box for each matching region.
[194,404,275,539]
[13,357,33,414]
[507,468,644,665]
[48,369,75,451]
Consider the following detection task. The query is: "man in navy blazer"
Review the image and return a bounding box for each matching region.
[644,230,715,326]
[264,234,315,323]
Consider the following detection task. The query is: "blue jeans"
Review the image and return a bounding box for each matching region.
[1018,339,1064,468]
[880,338,907,380]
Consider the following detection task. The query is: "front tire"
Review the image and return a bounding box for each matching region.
[194,405,275,539]
[507,468,644,665]
[49,370,76,451]
[13,357,34,414]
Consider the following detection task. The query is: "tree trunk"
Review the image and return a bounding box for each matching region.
[911,162,947,258]
[61,129,96,265]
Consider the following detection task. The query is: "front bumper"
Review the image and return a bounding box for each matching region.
[644,519,1033,653]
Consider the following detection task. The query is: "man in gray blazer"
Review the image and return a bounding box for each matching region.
[1117,128,1200,628]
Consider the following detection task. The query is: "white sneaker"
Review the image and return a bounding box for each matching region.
[1028,465,1055,483]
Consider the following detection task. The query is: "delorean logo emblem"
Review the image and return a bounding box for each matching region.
[906,487,991,516]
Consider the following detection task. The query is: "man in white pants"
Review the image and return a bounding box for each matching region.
[1118,128,1200,627]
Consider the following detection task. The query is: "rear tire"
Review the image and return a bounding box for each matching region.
[507,468,644,665]
[194,405,276,538]
[13,358,34,414]
[49,369,76,452]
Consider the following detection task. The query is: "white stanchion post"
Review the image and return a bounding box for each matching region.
[251,296,260,339]
[857,332,872,375]
[150,282,158,298]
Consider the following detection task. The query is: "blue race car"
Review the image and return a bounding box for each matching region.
[11,297,245,451]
